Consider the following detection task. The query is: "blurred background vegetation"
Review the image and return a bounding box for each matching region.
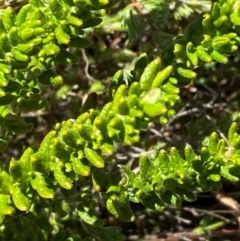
[2,0,240,240]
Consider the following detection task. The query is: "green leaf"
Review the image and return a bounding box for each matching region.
[92,168,109,191]
[8,27,19,46]
[151,65,173,88]
[133,52,148,81]
[82,18,102,28]
[208,132,219,155]
[2,7,15,31]
[31,174,54,199]
[54,166,73,190]
[139,155,155,180]
[140,191,164,211]
[67,13,83,27]
[9,147,33,182]
[12,48,29,62]
[177,67,196,78]
[211,50,228,64]
[143,102,167,117]
[84,147,104,168]
[106,195,135,222]
[175,187,196,202]
[70,153,91,176]
[0,194,14,223]
[77,203,100,225]
[55,26,70,44]
[197,46,212,62]
[16,4,33,26]
[186,42,198,66]
[220,166,239,182]
[139,57,161,90]
[161,190,182,206]
[11,185,31,211]
[228,122,238,144]
[184,145,197,163]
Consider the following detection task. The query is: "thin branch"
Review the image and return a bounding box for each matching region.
[182,207,233,223]
[81,49,96,84]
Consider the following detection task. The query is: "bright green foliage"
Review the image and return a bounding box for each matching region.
[1,0,240,240]
[0,0,113,141]
[0,55,180,218]
[117,123,240,208]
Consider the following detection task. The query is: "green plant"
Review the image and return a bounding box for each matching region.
[1,0,240,240]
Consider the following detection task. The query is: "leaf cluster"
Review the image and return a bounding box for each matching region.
[1,0,240,240]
